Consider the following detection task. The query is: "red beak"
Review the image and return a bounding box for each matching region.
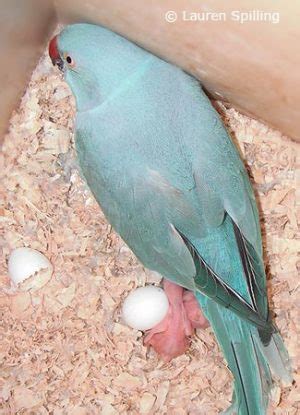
[49,35,63,70]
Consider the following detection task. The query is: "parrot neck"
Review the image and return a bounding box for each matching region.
[65,46,151,112]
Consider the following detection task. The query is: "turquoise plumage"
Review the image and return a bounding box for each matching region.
[49,24,292,414]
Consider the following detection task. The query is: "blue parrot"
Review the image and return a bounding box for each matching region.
[49,24,292,414]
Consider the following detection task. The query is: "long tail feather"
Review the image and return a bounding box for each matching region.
[197,295,292,415]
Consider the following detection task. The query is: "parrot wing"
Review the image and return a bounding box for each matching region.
[79,132,270,332]
[139,165,271,333]
[191,149,270,325]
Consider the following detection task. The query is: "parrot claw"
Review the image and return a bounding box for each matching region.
[144,279,209,361]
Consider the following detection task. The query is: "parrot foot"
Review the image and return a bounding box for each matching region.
[144,279,209,361]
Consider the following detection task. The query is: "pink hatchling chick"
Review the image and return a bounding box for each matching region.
[144,279,209,361]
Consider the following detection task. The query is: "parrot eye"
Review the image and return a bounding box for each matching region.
[63,52,75,68]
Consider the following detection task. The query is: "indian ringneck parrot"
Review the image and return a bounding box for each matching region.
[49,24,292,414]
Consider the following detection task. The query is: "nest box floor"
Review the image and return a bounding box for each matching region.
[0,44,299,415]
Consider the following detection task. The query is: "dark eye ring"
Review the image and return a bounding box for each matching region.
[66,55,72,64]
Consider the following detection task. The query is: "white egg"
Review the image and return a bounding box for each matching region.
[8,247,53,285]
[122,285,169,331]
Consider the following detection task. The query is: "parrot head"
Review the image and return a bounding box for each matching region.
[49,23,148,111]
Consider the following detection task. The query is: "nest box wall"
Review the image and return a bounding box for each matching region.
[0,1,56,141]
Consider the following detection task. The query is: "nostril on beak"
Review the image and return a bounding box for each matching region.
[52,56,64,71]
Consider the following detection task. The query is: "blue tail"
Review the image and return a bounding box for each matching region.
[196,295,292,414]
